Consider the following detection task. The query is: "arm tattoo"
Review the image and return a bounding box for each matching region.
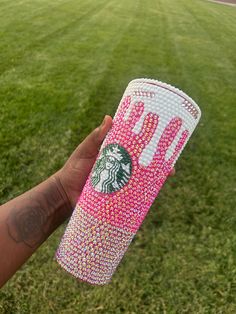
[7,203,50,249]
[6,181,69,249]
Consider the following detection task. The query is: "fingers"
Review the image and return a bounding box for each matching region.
[98,115,113,142]
[72,115,113,160]
[169,168,176,176]
[86,115,113,154]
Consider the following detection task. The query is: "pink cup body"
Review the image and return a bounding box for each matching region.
[56,78,201,284]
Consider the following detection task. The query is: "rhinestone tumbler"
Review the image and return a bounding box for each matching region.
[56,78,201,285]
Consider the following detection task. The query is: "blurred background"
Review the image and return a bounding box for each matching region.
[0,0,235,312]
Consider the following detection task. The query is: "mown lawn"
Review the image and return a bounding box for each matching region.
[0,0,236,313]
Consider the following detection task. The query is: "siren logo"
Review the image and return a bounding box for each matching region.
[91,143,132,193]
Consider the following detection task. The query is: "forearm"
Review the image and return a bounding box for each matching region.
[0,174,72,288]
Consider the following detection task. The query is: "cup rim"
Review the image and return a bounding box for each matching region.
[128,78,202,120]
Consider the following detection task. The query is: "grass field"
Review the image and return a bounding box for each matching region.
[0,0,236,313]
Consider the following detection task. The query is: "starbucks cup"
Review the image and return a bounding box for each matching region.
[56,78,201,285]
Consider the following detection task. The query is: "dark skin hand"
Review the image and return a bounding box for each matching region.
[55,115,113,208]
[0,115,175,288]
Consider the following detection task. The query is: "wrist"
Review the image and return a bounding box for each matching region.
[50,173,73,218]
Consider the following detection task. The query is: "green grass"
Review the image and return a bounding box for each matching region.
[0,0,236,312]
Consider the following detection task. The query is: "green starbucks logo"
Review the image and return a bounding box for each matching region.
[91,143,132,193]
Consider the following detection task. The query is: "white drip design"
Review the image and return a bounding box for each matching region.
[122,79,201,166]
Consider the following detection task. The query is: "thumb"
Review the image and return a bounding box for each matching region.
[97,115,113,143]
[73,115,113,160]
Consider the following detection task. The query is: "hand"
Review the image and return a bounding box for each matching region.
[54,115,113,208]
[54,113,175,212]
